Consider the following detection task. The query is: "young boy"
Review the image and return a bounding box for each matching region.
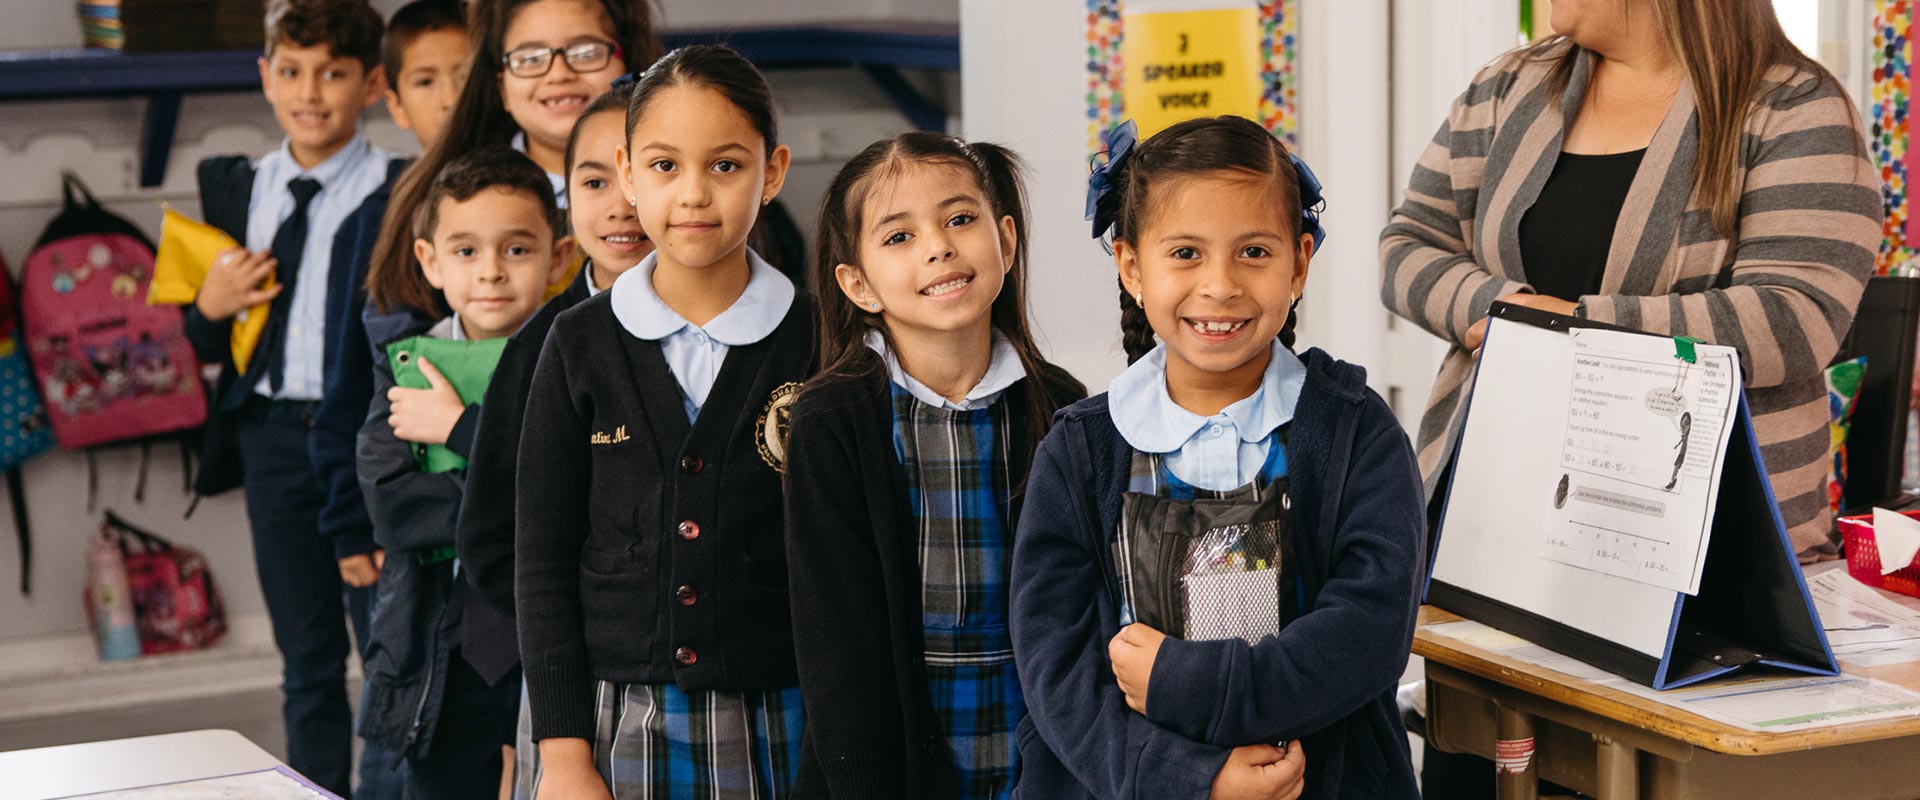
[187,0,396,795]
[356,147,572,800]
[380,0,468,148]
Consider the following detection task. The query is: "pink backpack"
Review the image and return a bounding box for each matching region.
[21,174,206,450]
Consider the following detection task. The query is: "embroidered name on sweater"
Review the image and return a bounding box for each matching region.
[756,382,801,472]
[591,425,631,445]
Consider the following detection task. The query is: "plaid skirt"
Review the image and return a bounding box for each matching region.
[522,680,804,800]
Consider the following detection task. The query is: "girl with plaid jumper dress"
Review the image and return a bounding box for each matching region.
[782,134,1085,799]
[515,46,813,800]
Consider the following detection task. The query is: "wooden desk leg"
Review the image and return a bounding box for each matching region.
[1593,736,1638,800]
[1494,703,1539,800]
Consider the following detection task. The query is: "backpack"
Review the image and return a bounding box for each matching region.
[21,174,206,450]
[0,251,55,594]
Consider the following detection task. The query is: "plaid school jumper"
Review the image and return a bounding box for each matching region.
[890,384,1023,799]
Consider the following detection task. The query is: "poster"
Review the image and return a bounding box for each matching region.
[1118,1,1261,139]
[1874,0,1913,270]
[1085,0,1298,157]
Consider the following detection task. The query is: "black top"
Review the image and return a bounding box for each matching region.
[782,355,1085,799]
[452,266,594,686]
[515,290,817,741]
[1517,148,1646,303]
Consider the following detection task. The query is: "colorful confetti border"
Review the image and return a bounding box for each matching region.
[1872,0,1912,275]
[1085,1,1300,158]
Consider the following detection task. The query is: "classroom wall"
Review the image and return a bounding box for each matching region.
[0,1,940,649]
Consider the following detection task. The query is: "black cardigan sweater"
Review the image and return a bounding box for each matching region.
[516,289,817,741]
[782,353,1085,799]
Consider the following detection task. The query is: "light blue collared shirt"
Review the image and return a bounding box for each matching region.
[246,135,396,400]
[610,250,794,421]
[1109,339,1306,491]
[511,132,569,208]
[864,328,1026,410]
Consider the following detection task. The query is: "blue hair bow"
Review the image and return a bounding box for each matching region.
[1290,152,1328,252]
[610,71,642,91]
[1085,119,1138,240]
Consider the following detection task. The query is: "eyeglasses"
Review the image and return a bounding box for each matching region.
[502,41,621,78]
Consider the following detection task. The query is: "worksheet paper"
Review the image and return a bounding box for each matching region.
[60,767,337,799]
[1427,619,1920,733]
[1540,328,1737,595]
[1808,568,1920,667]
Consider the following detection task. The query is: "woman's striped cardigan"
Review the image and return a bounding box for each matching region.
[1380,39,1883,555]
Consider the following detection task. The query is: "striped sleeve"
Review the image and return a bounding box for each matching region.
[1380,66,1533,347]
[1576,72,1883,388]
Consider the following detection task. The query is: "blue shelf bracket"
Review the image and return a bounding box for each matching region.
[859,65,946,133]
[139,91,184,188]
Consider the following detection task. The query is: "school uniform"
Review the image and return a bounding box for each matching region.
[356,314,521,800]
[516,250,815,799]
[1009,343,1425,799]
[783,334,1084,800]
[188,134,400,797]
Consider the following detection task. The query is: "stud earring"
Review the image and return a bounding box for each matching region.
[762,196,772,206]
[1134,293,1144,308]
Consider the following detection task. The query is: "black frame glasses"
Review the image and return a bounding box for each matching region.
[501,41,621,78]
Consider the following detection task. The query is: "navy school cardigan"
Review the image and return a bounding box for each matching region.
[1009,348,1424,799]
[516,290,818,741]
[782,354,1086,799]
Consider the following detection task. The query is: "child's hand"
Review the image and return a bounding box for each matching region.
[535,738,612,800]
[1108,622,1167,714]
[194,248,282,322]
[1209,742,1306,800]
[388,357,464,445]
[337,549,384,588]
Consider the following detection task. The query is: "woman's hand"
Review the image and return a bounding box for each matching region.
[1209,742,1306,800]
[534,738,612,800]
[1109,622,1168,714]
[1466,292,1581,351]
[387,357,464,445]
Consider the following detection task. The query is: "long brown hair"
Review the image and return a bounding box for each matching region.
[1528,0,1835,237]
[366,0,662,315]
[812,133,1072,467]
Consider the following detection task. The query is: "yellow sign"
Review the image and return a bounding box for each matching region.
[1120,0,1262,138]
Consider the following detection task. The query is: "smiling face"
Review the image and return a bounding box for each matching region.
[386,28,472,150]
[258,40,383,167]
[1116,170,1312,400]
[833,161,1014,343]
[568,109,651,272]
[497,0,626,172]
[616,83,790,272]
[413,187,574,340]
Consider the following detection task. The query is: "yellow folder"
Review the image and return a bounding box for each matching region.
[151,205,274,375]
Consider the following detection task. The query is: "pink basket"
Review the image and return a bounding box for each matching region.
[1840,511,1920,599]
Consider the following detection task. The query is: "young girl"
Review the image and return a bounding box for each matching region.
[1009,116,1424,798]
[453,88,651,799]
[367,0,661,324]
[515,45,812,800]
[783,134,1085,799]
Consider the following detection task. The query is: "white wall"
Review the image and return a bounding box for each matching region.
[0,1,938,646]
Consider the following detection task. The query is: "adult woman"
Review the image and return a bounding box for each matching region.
[1381,0,1881,559]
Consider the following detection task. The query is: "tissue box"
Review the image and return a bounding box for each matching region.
[1840,510,1920,599]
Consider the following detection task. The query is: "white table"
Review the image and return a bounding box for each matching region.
[0,729,299,799]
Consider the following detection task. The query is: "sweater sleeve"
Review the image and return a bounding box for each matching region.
[1011,425,1231,799]
[356,363,465,554]
[1575,73,1881,389]
[457,335,538,617]
[783,392,909,797]
[1145,401,1426,746]
[515,326,598,742]
[1379,71,1534,347]
[312,234,379,560]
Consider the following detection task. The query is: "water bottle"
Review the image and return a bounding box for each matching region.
[86,531,141,661]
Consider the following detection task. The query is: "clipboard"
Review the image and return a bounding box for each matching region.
[1427,302,1837,690]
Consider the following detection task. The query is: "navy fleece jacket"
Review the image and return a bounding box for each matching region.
[1009,348,1423,799]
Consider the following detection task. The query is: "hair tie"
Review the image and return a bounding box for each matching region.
[610,71,642,92]
[1085,119,1138,240]
[1289,152,1328,251]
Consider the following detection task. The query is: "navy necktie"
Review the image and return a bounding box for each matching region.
[264,177,321,392]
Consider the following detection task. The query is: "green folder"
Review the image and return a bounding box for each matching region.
[386,335,509,473]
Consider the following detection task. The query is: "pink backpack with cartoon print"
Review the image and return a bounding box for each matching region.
[21,174,206,450]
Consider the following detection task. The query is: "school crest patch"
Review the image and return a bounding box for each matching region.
[756,381,802,472]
